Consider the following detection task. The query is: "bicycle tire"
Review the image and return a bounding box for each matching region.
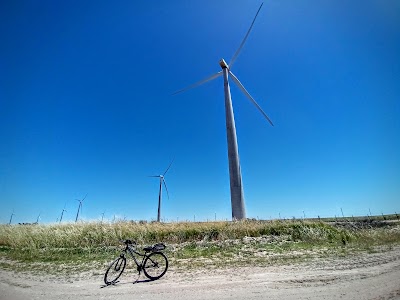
[104,256,126,285]
[142,251,168,280]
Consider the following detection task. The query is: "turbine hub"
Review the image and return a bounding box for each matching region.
[219,59,229,69]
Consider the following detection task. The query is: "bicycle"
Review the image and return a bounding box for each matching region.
[104,239,168,285]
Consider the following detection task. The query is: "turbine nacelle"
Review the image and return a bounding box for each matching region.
[219,59,229,69]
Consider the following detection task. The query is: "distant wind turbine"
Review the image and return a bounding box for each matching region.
[75,194,87,223]
[36,212,41,224]
[9,210,15,225]
[59,202,67,224]
[149,160,173,222]
[173,3,273,220]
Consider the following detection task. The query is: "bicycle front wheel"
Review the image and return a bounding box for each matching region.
[104,256,126,285]
[143,252,168,280]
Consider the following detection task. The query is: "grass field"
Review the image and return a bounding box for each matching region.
[0,217,399,276]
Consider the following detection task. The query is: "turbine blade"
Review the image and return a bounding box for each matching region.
[163,158,174,176]
[148,175,161,178]
[172,71,222,95]
[82,193,88,202]
[162,179,170,200]
[229,71,274,126]
[229,3,264,69]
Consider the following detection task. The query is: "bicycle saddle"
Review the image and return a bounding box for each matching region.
[143,246,153,252]
[143,243,166,252]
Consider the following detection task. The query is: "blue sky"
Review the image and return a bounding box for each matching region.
[1,0,399,223]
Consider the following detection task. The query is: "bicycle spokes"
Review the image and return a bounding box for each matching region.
[146,258,159,269]
[104,256,126,285]
[142,252,168,280]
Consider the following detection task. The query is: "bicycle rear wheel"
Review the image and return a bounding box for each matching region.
[143,252,168,280]
[104,256,126,285]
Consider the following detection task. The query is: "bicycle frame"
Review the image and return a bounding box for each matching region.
[121,244,147,272]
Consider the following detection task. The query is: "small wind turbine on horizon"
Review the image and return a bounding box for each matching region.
[36,212,41,224]
[9,210,15,225]
[173,3,273,220]
[149,160,174,222]
[75,194,87,223]
[59,202,67,224]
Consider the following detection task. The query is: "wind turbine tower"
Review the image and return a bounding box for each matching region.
[36,212,41,224]
[173,3,273,220]
[75,194,87,223]
[9,211,15,225]
[59,203,67,224]
[149,160,173,222]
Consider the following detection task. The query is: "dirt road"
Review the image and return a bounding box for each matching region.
[1,247,399,300]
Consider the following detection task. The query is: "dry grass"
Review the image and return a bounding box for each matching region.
[0,220,353,248]
[0,220,399,275]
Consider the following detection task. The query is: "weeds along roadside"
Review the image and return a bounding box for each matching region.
[0,220,399,274]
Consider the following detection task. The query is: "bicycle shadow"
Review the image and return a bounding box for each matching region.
[100,277,153,288]
[134,278,153,284]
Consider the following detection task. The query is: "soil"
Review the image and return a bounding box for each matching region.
[1,247,399,300]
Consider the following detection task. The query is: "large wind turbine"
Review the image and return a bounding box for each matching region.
[149,160,173,222]
[75,194,87,223]
[173,3,273,220]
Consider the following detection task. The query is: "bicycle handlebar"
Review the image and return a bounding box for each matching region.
[120,239,136,245]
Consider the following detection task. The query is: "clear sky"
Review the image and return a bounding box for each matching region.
[1,0,399,224]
